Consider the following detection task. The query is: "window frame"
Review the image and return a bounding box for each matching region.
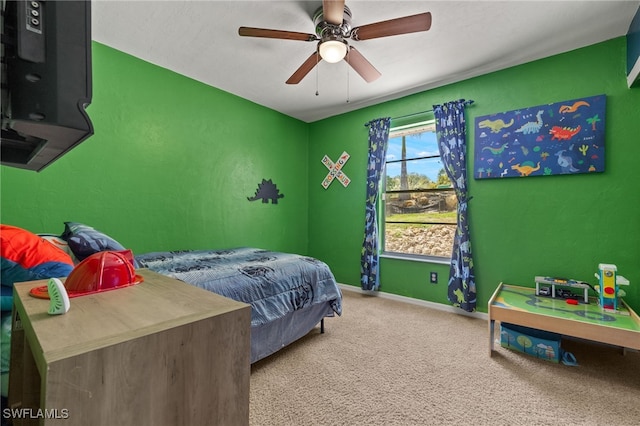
[379,119,457,262]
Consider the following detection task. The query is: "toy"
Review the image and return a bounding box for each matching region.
[538,286,551,296]
[556,288,575,299]
[594,264,630,312]
[535,276,590,303]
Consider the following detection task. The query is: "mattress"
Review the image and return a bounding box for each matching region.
[135,247,342,328]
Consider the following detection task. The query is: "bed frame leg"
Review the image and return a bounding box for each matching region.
[320,318,325,334]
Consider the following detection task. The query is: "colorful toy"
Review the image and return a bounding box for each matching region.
[535,276,590,303]
[594,263,630,312]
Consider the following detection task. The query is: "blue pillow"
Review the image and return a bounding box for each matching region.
[62,222,127,261]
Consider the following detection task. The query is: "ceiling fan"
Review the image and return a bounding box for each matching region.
[238,0,432,84]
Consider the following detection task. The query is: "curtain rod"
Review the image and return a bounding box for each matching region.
[363,111,431,128]
[390,109,433,121]
[391,99,475,121]
[364,99,475,127]
[364,109,433,127]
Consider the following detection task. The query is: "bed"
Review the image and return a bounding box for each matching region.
[2,222,342,368]
[135,247,343,363]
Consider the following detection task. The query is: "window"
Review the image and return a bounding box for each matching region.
[381,120,457,259]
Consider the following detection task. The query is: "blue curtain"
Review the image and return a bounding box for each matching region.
[360,117,391,291]
[433,99,476,312]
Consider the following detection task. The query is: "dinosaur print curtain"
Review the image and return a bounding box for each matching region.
[360,117,391,291]
[433,99,476,312]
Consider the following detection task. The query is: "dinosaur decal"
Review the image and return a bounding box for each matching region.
[453,288,465,304]
[248,179,284,204]
[555,150,579,173]
[559,100,590,114]
[510,162,541,177]
[549,125,581,141]
[478,118,514,133]
[514,110,544,135]
[481,143,509,155]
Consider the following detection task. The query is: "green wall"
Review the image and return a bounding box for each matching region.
[308,37,640,313]
[0,42,310,255]
[2,38,638,314]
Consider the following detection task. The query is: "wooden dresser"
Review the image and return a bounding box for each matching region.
[7,269,251,426]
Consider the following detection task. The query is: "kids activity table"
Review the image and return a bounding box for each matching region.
[488,283,640,356]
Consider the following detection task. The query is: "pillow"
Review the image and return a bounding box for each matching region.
[1,224,74,311]
[61,222,128,261]
[39,234,77,263]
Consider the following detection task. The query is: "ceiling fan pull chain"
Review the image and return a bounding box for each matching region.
[316,51,320,96]
[346,49,350,103]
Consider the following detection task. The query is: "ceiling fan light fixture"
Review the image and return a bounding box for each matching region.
[239,3,432,85]
[319,39,348,63]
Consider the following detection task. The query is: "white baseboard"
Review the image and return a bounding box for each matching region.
[338,283,488,320]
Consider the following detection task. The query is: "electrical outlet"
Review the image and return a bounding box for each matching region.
[430,272,438,284]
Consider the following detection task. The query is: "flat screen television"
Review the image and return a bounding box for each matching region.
[1,0,93,172]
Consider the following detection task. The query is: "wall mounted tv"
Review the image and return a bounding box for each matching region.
[1,0,93,172]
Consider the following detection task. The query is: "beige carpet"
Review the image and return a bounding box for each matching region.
[250,289,640,426]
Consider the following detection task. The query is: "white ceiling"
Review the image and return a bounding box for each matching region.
[92,0,640,123]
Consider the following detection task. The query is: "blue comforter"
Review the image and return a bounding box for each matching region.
[136,248,342,327]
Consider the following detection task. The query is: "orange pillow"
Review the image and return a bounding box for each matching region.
[1,224,74,268]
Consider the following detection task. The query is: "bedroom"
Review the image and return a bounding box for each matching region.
[2,0,639,314]
[1,0,640,423]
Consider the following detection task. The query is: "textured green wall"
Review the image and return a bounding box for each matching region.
[308,37,640,313]
[2,39,638,313]
[0,42,310,255]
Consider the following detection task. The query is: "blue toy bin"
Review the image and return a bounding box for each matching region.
[500,323,562,363]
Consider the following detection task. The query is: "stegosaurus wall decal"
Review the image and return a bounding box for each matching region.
[247,179,284,204]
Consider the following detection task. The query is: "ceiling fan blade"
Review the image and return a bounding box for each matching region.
[346,47,381,83]
[286,51,320,84]
[323,0,345,26]
[351,12,432,41]
[238,27,317,42]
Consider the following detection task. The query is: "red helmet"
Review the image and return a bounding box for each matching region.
[30,250,143,299]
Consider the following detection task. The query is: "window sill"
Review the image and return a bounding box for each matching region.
[380,252,451,265]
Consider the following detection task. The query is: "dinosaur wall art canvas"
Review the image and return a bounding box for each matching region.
[473,94,606,179]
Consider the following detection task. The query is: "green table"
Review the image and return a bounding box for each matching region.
[488,283,640,356]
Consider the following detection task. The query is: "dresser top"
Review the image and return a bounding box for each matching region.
[13,269,249,363]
